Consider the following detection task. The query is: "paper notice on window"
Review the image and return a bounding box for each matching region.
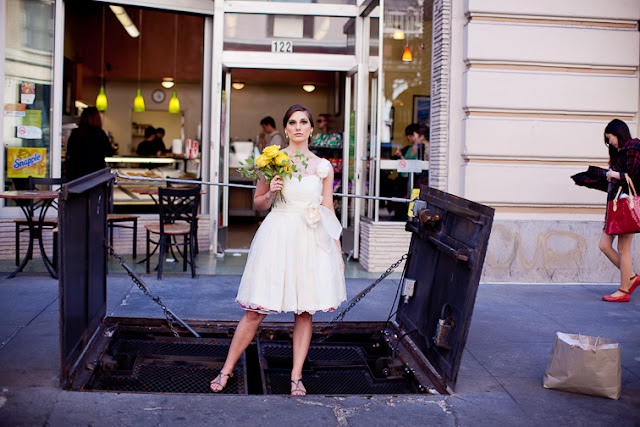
[22,110,41,128]
[17,126,42,139]
[397,159,422,173]
[4,103,26,117]
[20,82,36,105]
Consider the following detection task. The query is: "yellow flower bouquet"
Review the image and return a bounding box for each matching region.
[237,145,307,205]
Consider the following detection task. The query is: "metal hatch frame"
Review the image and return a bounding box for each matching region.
[396,185,494,391]
[57,171,494,394]
[58,168,113,388]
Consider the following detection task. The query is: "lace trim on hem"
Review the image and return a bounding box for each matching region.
[237,300,339,315]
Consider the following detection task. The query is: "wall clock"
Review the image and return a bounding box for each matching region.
[152,89,166,103]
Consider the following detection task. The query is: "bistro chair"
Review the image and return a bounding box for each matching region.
[14,177,66,267]
[145,186,200,279]
[107,180,139,258]
[165,180,201,254]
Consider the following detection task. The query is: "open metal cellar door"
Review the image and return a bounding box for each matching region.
[59,174,493,395]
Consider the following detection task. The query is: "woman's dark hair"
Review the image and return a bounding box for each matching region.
[79,106,102,128]
[144,126,156,138]
[604,119,632,164]
[283,104,314,141]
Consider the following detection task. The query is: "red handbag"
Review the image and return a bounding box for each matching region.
[605,175,640,235]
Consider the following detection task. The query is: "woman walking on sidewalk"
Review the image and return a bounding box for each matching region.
[209,104,346,395]
[599,119,640,302]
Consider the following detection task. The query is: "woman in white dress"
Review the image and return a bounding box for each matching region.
[210,104,346,395]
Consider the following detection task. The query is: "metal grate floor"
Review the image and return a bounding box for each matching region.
[111,338,230,359]
[260,341,413,395]
[265,368,412,395]
[80,330,419,395]
[90,360,245,394]
[262,342,367,362]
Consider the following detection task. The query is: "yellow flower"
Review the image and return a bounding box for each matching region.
[275,151,289,166]
[284,164,292,174]
[256,154,270,168]
[262,145,280,159]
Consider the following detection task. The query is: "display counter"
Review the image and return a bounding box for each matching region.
[105,156,200,211]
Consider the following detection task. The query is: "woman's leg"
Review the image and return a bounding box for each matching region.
[210,310,267,391]
[599,231,638,284]
[608,233,634,297]
[291,312,313,395]
[599,232,620,268]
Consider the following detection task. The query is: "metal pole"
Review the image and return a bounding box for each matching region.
[115,172,416,204]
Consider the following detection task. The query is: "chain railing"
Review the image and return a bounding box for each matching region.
[316,252,409,343]
[107,244,200,338]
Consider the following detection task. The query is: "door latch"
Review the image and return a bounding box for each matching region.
[433,304,455,349]
[402,278,416,303]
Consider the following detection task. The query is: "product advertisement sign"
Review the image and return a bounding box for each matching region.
[20,82,36,105]
[7,147,47,178]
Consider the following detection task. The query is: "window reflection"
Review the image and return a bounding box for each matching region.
[379,0,433,221]
[4,0,55,196]
[224,14,354,54]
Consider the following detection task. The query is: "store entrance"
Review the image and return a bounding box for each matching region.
[220,69,347,250]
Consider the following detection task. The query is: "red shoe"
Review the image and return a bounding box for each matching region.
[602,289,630,302]
[629,275,640,295]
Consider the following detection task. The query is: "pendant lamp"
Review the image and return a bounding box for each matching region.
[402,44,413,62]
[96,5,108,111]
[133,10,145,112]
[169,14,180,113]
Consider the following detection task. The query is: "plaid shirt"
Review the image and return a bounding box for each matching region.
[610,138,640,198]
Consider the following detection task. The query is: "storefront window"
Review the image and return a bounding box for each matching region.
[236,0,356,3]
[379,0,432,221]
[3,0,55,195]
[224,14,354,55]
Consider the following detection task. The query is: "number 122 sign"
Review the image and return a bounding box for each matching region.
[271,41,293,53]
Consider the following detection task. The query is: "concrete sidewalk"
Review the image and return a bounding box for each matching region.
[0,272,639,426]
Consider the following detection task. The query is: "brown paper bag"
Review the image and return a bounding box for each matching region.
[543,332,621,400]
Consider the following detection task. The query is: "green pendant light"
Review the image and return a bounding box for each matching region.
[169,91,180,113]
[169,15,180,114]
[133,89,145,112]
[96,6,108,111]
[133,9,145,112]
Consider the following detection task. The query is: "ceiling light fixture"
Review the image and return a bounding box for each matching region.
[302,84,316,93]
[232,82,245,90]
[393,26,405,40]
[161,78,175,89]
[168,14,180,114]
[133,10,145,112]
[109,5,139,38]
[402,44,413,62]
[96,5,108,111]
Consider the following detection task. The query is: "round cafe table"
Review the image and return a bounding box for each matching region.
[0,190,59,279]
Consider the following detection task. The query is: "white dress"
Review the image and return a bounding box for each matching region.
[236,159,346,315]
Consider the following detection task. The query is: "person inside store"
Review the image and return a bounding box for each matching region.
[312,113,342,147]
[385,123,425,221]
[414,124,430,187]
[136,126,168,156]
[210,104,346,396]
[64,106,115,181]
[416,124,430,159]
[154,127,168,152]
[257,116,284,149]
[394,123,427,161]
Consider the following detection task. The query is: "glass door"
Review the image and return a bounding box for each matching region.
[218,67,231,252]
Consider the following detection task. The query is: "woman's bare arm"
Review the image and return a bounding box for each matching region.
[254,175,284,211]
